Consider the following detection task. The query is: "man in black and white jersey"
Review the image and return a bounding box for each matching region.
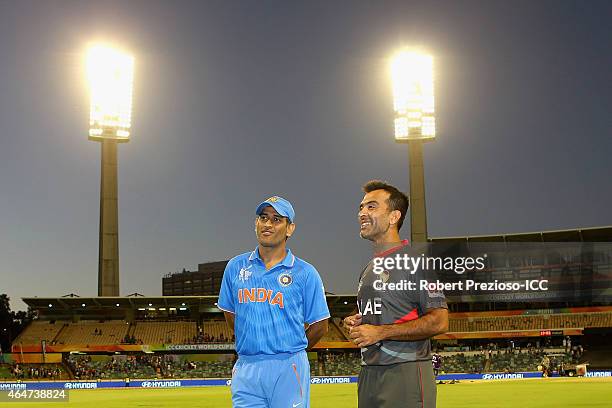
[344,180,448,408]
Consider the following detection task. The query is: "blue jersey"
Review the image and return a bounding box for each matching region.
[218,248,330,356]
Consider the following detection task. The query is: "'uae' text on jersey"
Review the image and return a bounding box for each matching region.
[357,241,447,365]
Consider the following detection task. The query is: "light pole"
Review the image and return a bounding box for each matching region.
[390,50,435,243]
[87,45,134,296]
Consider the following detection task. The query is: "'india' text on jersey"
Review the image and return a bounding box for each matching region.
[218,248,330,356]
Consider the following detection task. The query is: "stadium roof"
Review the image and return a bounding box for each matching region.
[430,225,612,243]
[22,295,218,310]
[22,295,358,316]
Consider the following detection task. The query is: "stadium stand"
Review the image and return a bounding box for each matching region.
[0,363,68,380]
[200,320,233,343]
[54,320,130,345]
[179,361,233,378]
[312,353,362,376]
[7,289,611,381]
[130,321,197,344]
[322,318,348,341]
[334,317,351,338]
[308,347,576,376]
[29,346,575,379]
[448,312,612,333]
[439,349,573,374]
[11,311,612,349]
[12,320,67,345]
[67,355,156,380]
[64,355,235,379]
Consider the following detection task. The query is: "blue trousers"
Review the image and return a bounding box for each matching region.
[231,351,310,408]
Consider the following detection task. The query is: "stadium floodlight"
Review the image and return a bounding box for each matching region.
[88,44,135,297]
[389,48,436,243]
[87,45,134,142]
[390,50,435,141]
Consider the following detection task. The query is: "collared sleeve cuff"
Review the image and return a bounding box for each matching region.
[217,303,235,314]
[307,314,331,325]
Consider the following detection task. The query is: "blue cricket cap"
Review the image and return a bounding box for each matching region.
[255,196,295,223]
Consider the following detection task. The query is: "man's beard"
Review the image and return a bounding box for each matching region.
[360,221,390,241]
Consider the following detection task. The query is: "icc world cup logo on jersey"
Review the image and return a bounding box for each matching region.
[239,267,252,282]
[278,273,293,287]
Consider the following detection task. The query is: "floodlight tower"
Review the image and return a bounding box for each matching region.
[87,45,134,296]
[390,50,435,243]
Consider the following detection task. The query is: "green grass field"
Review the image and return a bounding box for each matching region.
[8,377,611,407]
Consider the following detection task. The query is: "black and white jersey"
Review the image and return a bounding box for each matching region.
[357,241,447,366]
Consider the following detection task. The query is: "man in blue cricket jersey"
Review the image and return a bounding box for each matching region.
[218,196,330,408]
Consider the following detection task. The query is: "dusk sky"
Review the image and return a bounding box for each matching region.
[1,0,611,311]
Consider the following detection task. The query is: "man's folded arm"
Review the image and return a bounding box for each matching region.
[381,307,448,341]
